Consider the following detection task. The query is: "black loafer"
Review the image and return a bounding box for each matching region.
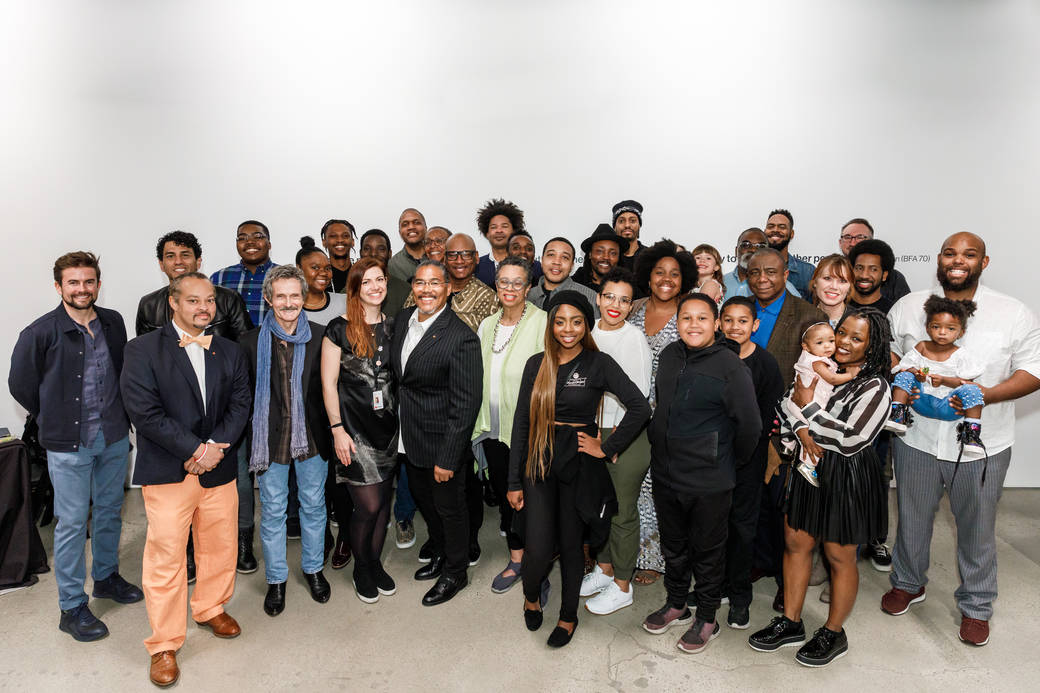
[524,608,543,632]
[421,574,467,606]
[547,621,577,648]
[304,571,331,603]
[263,582,286,616]
[414,556,444,581]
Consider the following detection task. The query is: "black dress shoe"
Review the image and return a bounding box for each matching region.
[414,556,444,581]
[263,582,286,616]
[304,571,331,603]
[330,538,352,570]
[237,528,258,574]
[547,621,577,648]
[795,627,848,667]
[421,574,468,606]
[524,608,543,632]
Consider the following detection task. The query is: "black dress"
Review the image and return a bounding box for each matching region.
[782,376,891,545]
[325,316,398,485]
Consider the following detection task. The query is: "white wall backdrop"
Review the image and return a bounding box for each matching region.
[2,1,1038,483]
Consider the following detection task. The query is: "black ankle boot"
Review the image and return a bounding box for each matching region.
[237,527,258,574]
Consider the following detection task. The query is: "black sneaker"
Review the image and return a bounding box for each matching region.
[956,421,984,452]
[417,540,435,564]
[884,402,913,433]
[748,616,806,652]
[373,563,397,596]
[795,627,848,667]
[865,540,893,572]
[727,604,750,630]
[468,542,481,567]
[352,566,379,604]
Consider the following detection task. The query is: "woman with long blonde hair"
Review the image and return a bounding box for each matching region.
[507,291,650,647]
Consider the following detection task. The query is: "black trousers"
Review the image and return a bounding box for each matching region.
[521,469,584,623]
[406,456,469,578]
[654,483,731,623]
[723,440,768,609]
[464,455,483,547]
[754,460,789,589]
[484,439,523,551]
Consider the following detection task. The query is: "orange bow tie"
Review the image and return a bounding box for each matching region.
[178,333,213,349]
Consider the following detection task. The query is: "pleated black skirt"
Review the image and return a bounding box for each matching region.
[785,447,887,546]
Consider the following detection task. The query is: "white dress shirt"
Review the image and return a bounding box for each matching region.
[889,283,1040,460]
[172,320,207,413]
[398,304,447,454]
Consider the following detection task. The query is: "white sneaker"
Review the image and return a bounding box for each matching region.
[579,565,613,597]
[585,580,634,615]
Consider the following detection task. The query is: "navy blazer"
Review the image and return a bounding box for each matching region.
[120,322,251,487]
[391,306,482,471]
[9,304,129,452]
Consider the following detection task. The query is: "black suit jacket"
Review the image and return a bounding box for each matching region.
[136,285,253,340]
[120,322,251,487]
[391,306,482,471]
[240,322,331,463]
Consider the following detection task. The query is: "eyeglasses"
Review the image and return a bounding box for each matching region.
[495,278,527,291]
[738,241,768,251]
[840,234,870,243]
[237,232,269,242]
[424,238,447,247]
[444,250,477,260]
[600,293,632,305]
[412,279,445,289]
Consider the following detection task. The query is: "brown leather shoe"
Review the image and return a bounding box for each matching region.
[149,650,179,687]
[195,612,241,638]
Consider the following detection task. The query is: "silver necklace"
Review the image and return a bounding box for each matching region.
[492,303,527,354]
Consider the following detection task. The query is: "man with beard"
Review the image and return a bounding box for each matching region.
[613,200,646,271]
[10,252,143,642]
[764,209,815,298]
[883,232,1040,647]
[527,237,599,316]
[723,228,802,298]
[359,229,410,317]
[572,224,630,292]
[848,239,896,313]
[839,218,911,304]
[506,230,543,283]
[392,260,482,605]
[321,219,356,293]
[423,226,452,264]
[388,208,427,283]
[120,273,251,686]
[406,233,500,333]
[211,220,278,326]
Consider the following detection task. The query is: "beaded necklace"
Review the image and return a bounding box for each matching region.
[492,303,527,354]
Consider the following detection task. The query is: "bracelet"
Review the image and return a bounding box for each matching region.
[329,422,344,430]
[193,443,209,463]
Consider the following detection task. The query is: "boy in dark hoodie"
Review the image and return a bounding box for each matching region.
[640,293,762,654]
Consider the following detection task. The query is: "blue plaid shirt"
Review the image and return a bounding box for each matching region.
[211,259,277,325]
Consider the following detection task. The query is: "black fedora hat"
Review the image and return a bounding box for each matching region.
[580,223,631,255]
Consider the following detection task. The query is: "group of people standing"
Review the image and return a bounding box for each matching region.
[9,199,1040,686]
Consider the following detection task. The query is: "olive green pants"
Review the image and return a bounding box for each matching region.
[599,428,651,580]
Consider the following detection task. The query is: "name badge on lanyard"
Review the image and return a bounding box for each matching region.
[372,390,384,411]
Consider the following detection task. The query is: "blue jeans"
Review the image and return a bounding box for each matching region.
[394,458,416,523]
[892,372,984,421]
[257,454,326,583]
[47,431,130,610]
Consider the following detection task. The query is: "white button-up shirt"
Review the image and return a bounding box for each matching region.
[172,320,207,413]
[889,283,1040,460]
[398,304,447,454]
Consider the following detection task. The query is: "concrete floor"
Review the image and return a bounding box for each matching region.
[3,488,1040,692]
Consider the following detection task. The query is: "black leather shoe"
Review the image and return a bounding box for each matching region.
[748,615,806,652]
[547,621,577,648]
[330,538,352,570]
[795,626,848,667]
[186,535,196,585]
[417,540,435,564]
[421,574,468,606]
[92,572,144,604]
[304,570,331,603]
[264,582,286,616]
[59,604,109,642]
[237,528,258,574]
[524,608,543,632]
[414,556,444,581]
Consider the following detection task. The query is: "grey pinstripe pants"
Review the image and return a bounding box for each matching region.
[889,437,1012,620]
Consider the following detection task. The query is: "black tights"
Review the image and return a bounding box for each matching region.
[521,471,583,623]
[347,477,394,568]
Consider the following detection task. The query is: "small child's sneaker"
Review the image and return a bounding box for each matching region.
[884,402,912,433]
[956,421,985,452]
[796,461,820,487]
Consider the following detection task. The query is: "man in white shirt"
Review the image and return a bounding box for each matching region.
[882,232,1040,647]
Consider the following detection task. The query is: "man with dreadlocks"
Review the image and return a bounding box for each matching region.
[749,308,893,667]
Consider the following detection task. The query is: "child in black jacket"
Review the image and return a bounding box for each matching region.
[641,293,761,654]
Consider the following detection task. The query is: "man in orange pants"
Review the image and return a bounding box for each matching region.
[121,272,251,687]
